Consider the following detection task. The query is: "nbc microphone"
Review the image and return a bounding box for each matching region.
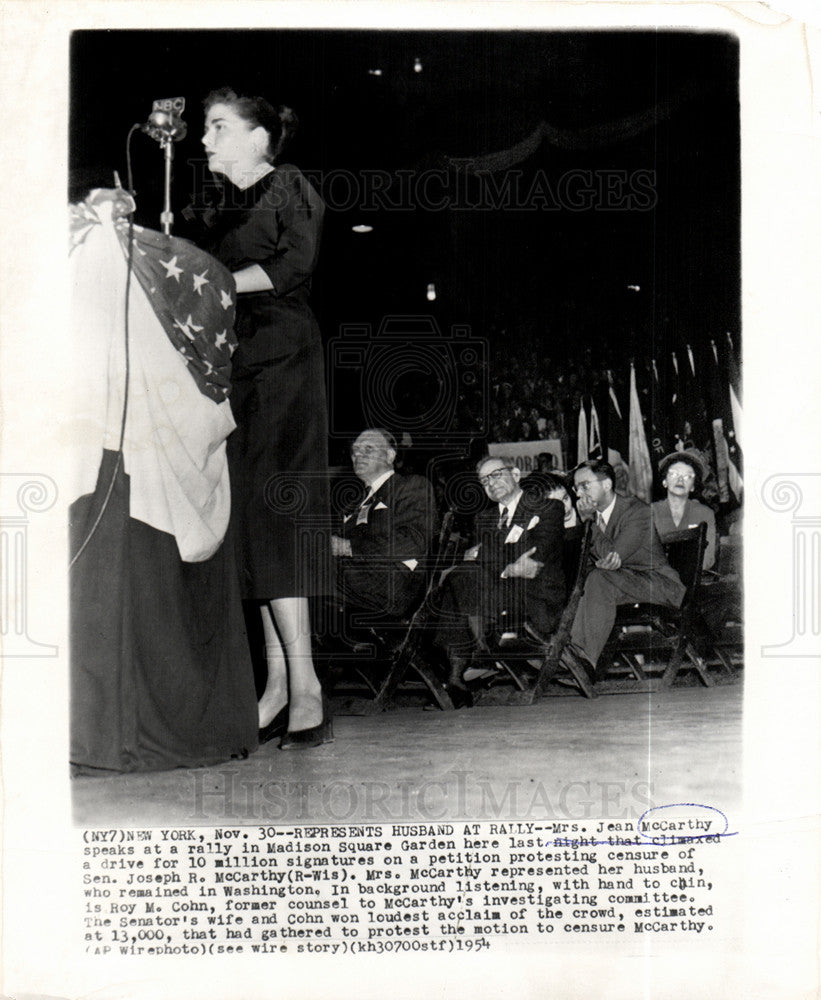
[141,97,187,142]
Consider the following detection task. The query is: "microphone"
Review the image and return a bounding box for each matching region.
[141,97,187,142]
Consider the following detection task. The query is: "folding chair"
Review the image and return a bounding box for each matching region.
[475,521,597,701]
[596,522,712,690]
[697,568,742,678]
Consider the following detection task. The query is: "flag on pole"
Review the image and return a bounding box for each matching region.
[628,362,653,502]
[577,402,589,466]
[724,332,743,500]
[708,335,743,504]
[588,399,603,460]
[649,354,673,463]
[668,343,710,453]
[605,372,630,489]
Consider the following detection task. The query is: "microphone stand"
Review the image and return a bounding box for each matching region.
[159,134,174,236]
[140,100,186,235]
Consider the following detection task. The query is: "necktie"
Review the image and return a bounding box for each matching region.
[356,492,374,526]
[596,512,606,533]
[498,506,508,531]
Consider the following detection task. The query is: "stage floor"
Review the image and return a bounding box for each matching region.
[73,683,742,829]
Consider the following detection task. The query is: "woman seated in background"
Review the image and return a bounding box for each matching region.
[652,451,717,570]
[522,469,582,597]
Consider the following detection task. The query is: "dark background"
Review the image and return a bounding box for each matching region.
[70,30,739,463]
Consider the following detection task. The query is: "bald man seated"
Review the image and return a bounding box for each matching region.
[331,428,439,622]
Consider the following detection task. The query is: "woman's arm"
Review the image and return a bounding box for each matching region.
[232,263,273,294]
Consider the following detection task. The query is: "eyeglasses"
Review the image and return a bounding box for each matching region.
[479,467,513,487]
[351,445,383,458]
[667,471,696,482]
[574,479,603,493]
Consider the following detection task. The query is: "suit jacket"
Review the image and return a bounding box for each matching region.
[473,490,565,634]
[652,498,717,571]
[336,472,439,615]
[592,494,685,605]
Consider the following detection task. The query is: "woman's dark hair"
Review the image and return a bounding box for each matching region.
[521,470,577,514]
[534,472,572,496]
[203,87,298,163]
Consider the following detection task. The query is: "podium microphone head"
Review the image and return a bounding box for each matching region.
[141,97,187,142]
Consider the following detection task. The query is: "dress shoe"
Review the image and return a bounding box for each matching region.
[258,706,288,746]
[445,682,474,709]
[280,697,334,751]
[462,664,501,684]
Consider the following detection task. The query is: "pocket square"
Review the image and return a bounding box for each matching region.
[374,501,388,511]
[527,515,540,530]
[505,524,524,544]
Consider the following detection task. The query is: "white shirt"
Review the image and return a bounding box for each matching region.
[359,469,418,572]
[498,489,523,528]
[598,494,617,529]
[362,469,394,502]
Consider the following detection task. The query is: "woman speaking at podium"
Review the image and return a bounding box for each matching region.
[194,89,331,750]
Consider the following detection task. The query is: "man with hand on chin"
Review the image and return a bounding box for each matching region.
[567,459,685,679]
[435,456,565,705]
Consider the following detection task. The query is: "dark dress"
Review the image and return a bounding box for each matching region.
[203,166,330,599]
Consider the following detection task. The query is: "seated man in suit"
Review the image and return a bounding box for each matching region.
[331,428,438,626]
[567,459,686,678]
[435,455,565,704]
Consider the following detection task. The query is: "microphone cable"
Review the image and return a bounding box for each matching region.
[70,123,140,569]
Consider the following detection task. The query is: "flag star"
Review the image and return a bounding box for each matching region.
[203,360,214,375]
[160,255,184,281]
[219,288,233,310]
[173,314,204,341]
[192,269,210,295]
[215,329,228,349]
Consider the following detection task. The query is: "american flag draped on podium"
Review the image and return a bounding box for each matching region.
[69,191,239,561]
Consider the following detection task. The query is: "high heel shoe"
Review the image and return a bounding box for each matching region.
[280,695,334,751]
[258,705,289,746]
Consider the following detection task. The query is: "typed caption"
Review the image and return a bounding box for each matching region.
[82,811,728,956]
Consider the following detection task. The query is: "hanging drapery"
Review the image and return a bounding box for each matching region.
[69,191,238,562]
